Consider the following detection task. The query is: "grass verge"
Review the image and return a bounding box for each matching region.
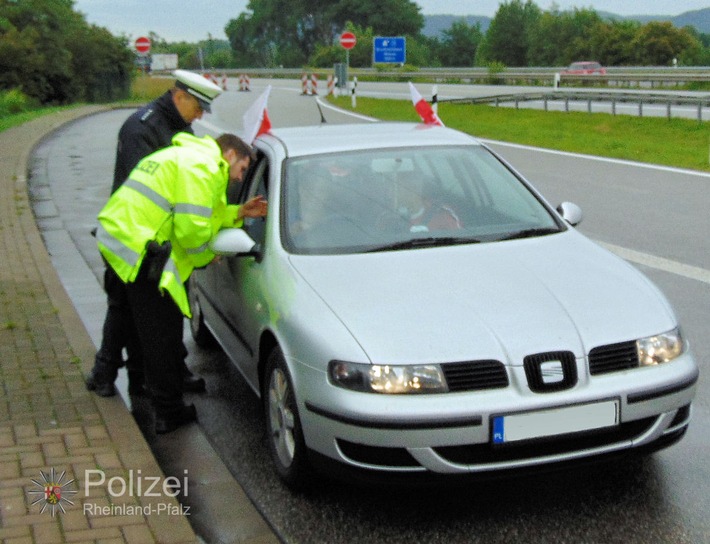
[0,76,172,133]
[330,96,710,172]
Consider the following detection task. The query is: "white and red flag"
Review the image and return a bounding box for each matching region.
[243,85,273,143]
[409,81,444,127]
[408,82,444,126]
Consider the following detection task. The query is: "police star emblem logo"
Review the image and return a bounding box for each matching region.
[28,468,78,516]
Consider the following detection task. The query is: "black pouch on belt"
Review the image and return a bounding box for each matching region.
[144,240,172,283]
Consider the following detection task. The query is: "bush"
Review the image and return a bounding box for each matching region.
[486,61,507,85]
[0,89,33,116]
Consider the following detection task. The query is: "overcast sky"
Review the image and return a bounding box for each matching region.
[73,0,710,43]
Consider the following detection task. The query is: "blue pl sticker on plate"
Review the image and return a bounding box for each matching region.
[492,417,505,444]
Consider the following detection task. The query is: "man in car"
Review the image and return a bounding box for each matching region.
[87,70,222,398]
[95,132,267,433]
[397,173,462,232]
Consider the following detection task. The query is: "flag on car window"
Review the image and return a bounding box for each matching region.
[243,85,272,143]
[409,82,444,127]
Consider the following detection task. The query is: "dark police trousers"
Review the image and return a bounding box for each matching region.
[125,263,186,418]
[93,265,143,384]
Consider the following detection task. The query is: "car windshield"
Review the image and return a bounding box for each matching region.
[282,145,562,255]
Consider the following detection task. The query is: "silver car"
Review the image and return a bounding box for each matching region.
[189,122,698,488]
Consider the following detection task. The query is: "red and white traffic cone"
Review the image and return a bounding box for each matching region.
[301,73,309,95]
[327,75,335,96]
[310,73,318,95]
[221,73,228,91]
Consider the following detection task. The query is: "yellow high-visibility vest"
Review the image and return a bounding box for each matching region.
[96,132,240,316]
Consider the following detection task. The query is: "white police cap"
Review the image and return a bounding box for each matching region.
[173,69,223,112]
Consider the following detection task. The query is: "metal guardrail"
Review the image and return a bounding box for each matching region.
[440,90,710,121]
[197,67,710,88]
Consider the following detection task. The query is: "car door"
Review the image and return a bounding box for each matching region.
[211,152,270,382]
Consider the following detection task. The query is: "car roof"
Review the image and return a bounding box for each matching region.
[257,122,482,158]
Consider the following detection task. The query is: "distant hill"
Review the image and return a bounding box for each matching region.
[599,7,710,33]
[422,8,710,38]
[656,8,710,33]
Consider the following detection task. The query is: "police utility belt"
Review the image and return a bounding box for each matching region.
[143,240,172,282]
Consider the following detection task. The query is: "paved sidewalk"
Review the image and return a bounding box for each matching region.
[0,107,276,543]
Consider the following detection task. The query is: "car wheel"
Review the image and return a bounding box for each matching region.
[264,347,311,490]
[187,275,215,348]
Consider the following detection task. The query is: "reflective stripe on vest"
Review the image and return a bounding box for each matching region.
[164,256,183,285]
[95,224,140,269]
[175,202,211,217]
[185,241,209,255]
[126,179,213,220]
[124,178,173,213]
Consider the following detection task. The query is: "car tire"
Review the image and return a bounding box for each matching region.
[187,275,216,348]
[264,347,311,490]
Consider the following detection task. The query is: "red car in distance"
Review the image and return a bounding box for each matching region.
[564,61,607,75]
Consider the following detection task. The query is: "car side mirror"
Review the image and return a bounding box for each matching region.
[210,228,258,256]
[556,201,583,227]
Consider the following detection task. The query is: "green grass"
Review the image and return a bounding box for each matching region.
[129,74,173,102]
[330,96,710,172]
[0,106,71,133]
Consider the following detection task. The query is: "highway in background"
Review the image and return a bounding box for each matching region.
[35,79,709,543]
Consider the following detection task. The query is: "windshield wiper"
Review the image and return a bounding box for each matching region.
[366,236,481,253]
[498,227,561,241]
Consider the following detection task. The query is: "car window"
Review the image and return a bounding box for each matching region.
[282,146,561,255]
[240,155,269,247]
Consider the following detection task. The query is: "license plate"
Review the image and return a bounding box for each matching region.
[492,400,619,444]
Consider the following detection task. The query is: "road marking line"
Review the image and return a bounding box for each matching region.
[479,139,710,178]
[316,97,378,122]
[599,242,710,285]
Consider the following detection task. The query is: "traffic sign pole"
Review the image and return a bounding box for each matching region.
[339,32,356,80]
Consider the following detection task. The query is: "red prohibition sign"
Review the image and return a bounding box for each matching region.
[340,32,356,50]
[135,36,151,54]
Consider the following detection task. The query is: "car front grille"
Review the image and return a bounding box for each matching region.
[441,360,509,392]
[524,351,577,393]
[588,340,638,375]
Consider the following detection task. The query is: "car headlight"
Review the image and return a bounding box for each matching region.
[329,361,447,394]
[637,328,684,366]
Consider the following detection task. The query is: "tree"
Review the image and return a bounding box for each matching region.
[477,0,541,66]
[0,0,132,104]
[589,20,639,66]
[437,19,482,67]
[225,0,424,68]
[328,0,423,37]
[528,8,604,66]
[631,22,703,66]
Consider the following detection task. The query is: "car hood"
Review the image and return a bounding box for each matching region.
[287,231,677,366]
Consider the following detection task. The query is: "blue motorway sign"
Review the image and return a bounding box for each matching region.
[373,37,406,64]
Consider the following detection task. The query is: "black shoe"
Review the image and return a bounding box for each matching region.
[155,404,197,435]
[86,370,116,397]
[182,374,206,393]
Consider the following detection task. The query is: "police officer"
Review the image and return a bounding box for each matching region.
[87,70,223,398]
[96,132,267,433]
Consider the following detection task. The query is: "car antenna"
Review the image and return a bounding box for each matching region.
[316,100,327,124]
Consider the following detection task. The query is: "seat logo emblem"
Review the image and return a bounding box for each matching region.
[540,360,564,384]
